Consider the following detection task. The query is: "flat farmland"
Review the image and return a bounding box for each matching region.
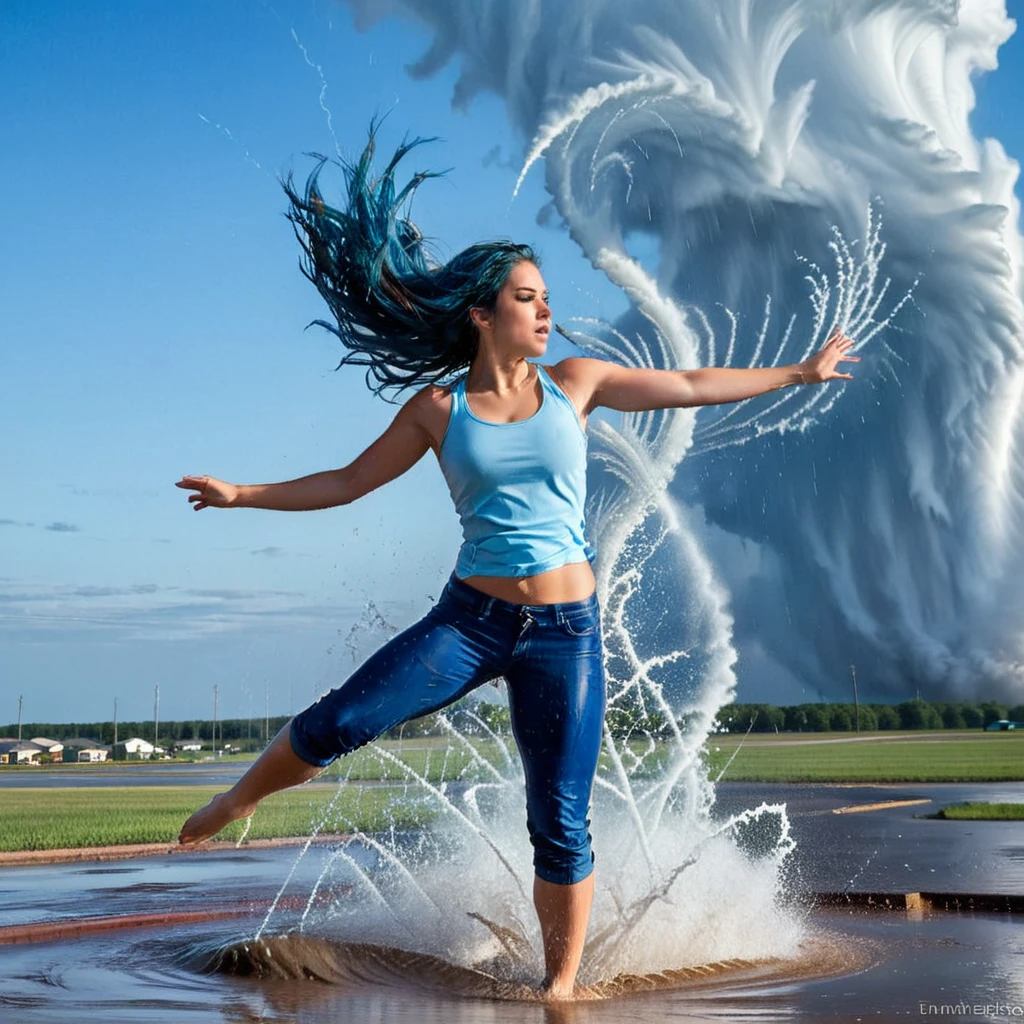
[703,730,1024,782]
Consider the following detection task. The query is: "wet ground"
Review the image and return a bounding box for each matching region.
[713,781,1024,896]
[1,782,1021,1022]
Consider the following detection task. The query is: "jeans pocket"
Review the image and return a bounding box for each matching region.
[558,607,600,637]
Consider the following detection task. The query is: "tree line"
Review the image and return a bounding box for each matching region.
[713,699,1024,734]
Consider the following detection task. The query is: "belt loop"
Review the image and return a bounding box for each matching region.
[481,595,495,617]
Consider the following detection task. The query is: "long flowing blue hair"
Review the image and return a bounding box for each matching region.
[283,130,537,396]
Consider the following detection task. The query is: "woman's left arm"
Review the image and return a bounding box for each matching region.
[562,329,859,415]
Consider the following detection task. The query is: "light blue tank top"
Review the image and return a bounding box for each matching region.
[438,366,594,579]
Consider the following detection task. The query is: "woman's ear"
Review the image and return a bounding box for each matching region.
[469,305,493,332]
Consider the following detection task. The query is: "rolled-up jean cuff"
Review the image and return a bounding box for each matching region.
[535,856,595,887]
[289,718,338,768]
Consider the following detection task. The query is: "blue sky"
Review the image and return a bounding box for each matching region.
[1,2,1022,725]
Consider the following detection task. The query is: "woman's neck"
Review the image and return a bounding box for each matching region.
[466,352,534,394]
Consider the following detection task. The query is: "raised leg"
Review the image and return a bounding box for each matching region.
[178,723,321,844]
[179,602,500,845]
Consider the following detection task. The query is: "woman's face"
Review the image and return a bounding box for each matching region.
[473,260,551,359]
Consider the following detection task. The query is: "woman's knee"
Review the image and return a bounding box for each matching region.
[527,813,596,885]
[524,772,596,886]
[289,688,385,766]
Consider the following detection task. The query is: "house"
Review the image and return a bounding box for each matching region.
[0,740,43,765]
[30,737,64,758]
[61,738,110,763]
[111,737,164,760]
[984,720,1021,731]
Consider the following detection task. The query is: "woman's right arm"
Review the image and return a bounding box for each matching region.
[177,397,435,512]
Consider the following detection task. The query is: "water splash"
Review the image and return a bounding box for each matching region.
[249,207,901,976]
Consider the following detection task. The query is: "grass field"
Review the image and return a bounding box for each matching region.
[703,731,1024,782]
[2,733,1020,853]
[932,802,1024,821]
[0,784,433,852]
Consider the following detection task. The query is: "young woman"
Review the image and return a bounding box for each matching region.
[176,135,858,1000]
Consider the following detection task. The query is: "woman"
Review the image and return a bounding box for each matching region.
[176,134,858,999]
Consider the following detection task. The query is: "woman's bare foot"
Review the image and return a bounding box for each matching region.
[178,792,256,845]
[538,976,596,1002]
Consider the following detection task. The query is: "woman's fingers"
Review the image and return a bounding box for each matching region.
[177,475,215,511]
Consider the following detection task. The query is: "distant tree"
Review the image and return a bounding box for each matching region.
[961,704,984,728]
[875,705,901,730]
[897,701,928,730]
[803,705,830,732]
[758,705,785,732]
[783,706,807,732]
[474,703,512,734]
[714,704,750,733]
[856,706,878,732]
[830,706,852,732]
[941,705,967,730]
[1010,705,1024,723]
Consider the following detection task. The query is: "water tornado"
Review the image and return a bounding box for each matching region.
[346,0,1024,704]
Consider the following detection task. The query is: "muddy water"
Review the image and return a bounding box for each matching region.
[1,783,1022,1022]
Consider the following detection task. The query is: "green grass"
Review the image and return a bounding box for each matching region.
[702,732,1024,782]
[0,785,433,852]
[3,734,1020,852]
[319,738,507,782]
[932,802,1024,821]
[0,738,509,782]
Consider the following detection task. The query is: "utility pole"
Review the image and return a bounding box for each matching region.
[113,697,118,747]
[213,683,219,758]
[264,682,270,745]
[850,664,860,732]
[153,684,160,758]
[17,695,23,741]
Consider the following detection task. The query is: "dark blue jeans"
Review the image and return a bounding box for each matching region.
[290,574,606,885]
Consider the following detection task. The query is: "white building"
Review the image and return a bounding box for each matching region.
[62,738,110,763]
[30,737,64,757]
[0,740,43,764]
[112,737,164,760]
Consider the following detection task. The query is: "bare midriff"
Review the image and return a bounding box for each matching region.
[460,559,596,606]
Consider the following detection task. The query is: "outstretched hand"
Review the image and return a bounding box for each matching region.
[799,328,860,384]
[176,475,239,511]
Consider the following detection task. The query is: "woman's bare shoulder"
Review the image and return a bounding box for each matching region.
[545,358,605,420]
[404,382,454,451]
